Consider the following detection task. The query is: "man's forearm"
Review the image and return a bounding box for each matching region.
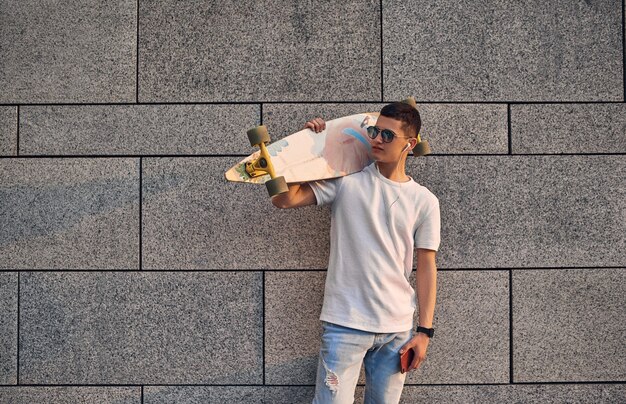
[271,183,304,208]
[271,182,315,209]
[416,256,437,328]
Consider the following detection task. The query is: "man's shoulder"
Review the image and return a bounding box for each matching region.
[419,184,438,201]
[408,181,439,208]
[338,164,375,185]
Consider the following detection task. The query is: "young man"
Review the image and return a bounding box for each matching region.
[272,102,440,404]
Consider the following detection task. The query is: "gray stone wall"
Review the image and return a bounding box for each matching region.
[1,0,624,403]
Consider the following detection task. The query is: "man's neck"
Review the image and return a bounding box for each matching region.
[375,160,410,182]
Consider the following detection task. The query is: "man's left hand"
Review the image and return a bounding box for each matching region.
[399,332,430,373]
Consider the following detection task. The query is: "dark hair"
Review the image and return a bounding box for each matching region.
[379,102,421,138]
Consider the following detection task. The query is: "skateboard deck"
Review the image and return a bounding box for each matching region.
[225,112,379,185]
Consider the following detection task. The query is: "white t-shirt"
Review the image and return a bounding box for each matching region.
[310,163,440,333]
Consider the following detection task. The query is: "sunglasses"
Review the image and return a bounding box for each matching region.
[366,126,412,143]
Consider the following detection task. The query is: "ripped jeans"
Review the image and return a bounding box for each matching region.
[312,321,413,404]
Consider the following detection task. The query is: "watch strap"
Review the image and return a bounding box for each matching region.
[416,326,434,338]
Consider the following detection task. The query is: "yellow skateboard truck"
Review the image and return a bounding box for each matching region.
[245,125,289,197]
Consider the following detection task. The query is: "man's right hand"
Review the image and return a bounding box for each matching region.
[271,117,325,209]
[303,117,326,133]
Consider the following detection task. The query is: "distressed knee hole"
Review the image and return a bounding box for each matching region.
[321,357,339,393]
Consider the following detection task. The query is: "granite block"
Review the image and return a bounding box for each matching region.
[0,0,136,103]
[383,0,623,101]
[0,387,140,404]
[416,104,508,154]
[145,386,314,404]
[513,268,626,382]
[19,271,262,384]
[139,0,380,102]
[0,273,17,384]
[263,103,507,154]
[265,270,509,385]
[0,158,139,269]
[404,270,509,384]
[511,104,626,153]
[0,107,17,156]
[356,384,626,403]
[142,157,330,269]
[411,155,626,268]
[263,104,385,141]
[20,104,260,156]
[265,271,326,384]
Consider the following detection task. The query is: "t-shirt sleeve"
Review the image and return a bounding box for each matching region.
[414,196,441,251]
[309,177,342,206]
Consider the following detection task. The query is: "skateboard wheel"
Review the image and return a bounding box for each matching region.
[266,176,288,197]
[247,125,270,147]
[413,140,431,156]
[400,96,417,109]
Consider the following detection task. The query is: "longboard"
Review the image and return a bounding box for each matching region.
[225,97,430,197]
[225,112,379,186]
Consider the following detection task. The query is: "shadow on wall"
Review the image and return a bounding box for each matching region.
[0,173,186,248]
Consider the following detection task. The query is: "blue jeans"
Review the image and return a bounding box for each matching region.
[312,321,413,404]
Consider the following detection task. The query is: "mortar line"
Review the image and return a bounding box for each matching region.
[404,381,626,386]
[2,100,626,107]
[16,106,20,156]
[136,0,140,103]
[16,272,20,385]
[1,152,625,160]
[380,0,384,102]
[1,154,253,159]
[3,381,624,387]
[1,267,622,274]
[141,385,144,403]
[507,104,512,155]
[139,157,143,270]
[260,103,263,125]
[3,100,626,107]
[262,270,266,385]
[623,0,625,101]
[509,269,514,384]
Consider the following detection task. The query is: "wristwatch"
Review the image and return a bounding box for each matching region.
[416,326,434,338]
